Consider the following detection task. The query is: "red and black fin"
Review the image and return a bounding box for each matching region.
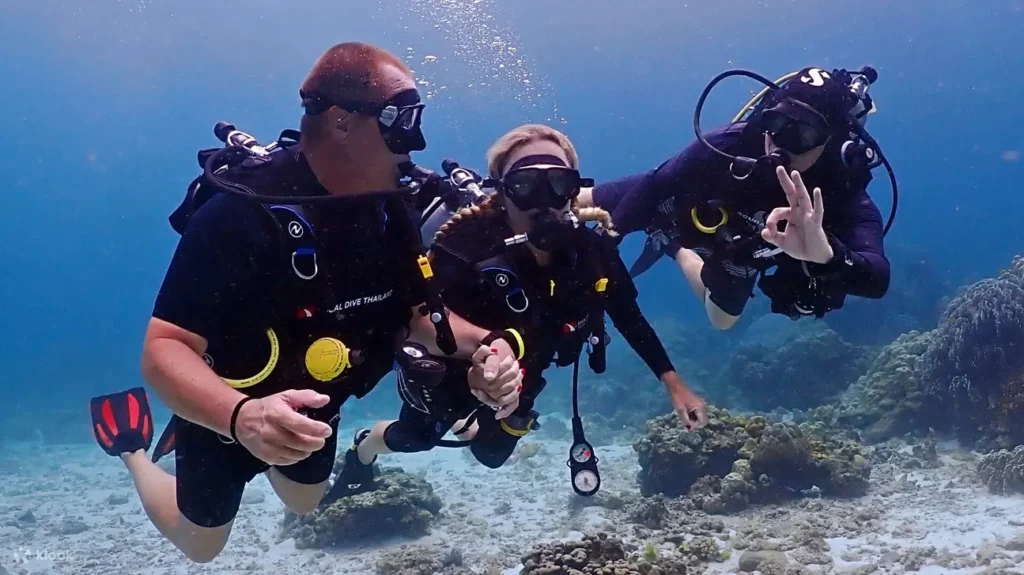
[151,415,181,464]
[89,387,154,457]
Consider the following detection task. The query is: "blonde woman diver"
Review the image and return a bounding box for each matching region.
[325,124,708,501]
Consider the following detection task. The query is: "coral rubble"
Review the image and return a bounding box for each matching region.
[281,467,442,548]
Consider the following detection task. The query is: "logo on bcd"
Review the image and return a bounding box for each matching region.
[800,68,831,87]
[288,221,304,238]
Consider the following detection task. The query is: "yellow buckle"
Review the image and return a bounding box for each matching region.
[594,278,608,293]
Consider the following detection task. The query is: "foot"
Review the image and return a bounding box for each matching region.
[322,430,375,506]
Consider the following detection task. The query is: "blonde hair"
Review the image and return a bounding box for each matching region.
[434,124,616,242]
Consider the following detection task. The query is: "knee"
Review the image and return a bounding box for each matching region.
[175,523,230,563]
[279,482,328,515]
[182,544,225,564]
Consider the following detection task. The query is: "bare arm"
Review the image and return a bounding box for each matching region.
[140,317,247,437]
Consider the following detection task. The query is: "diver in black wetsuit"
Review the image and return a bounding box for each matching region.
[580,66,895,329]
[86,43,523,563]
[326,124,709,500]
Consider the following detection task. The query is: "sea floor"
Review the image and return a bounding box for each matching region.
[2,419,1024,575]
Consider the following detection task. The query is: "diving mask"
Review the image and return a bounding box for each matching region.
[498,154,590,212]
[300,87,427,155]
[762,99,831,154]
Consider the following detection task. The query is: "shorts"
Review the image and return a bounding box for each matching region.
[174,398,343,529]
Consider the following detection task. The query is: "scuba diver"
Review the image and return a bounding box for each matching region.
[578,66,894,329]
[325,123,709,502]
[87,42,524,563]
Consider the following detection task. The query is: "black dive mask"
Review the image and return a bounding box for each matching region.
[762,99,831,155]
[377,89,427,155]
[499,162,588,212]
[300,88,426,155]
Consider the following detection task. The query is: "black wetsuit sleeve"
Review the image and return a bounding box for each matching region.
[601,245,676,378]
[594,142,710,236]
[805,187,890,299]
[429,241,475,295]
[592,172,652,234]
[152,194,276,339]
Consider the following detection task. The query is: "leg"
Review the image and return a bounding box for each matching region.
[121,450,234,563]
[358,403,462,463]
[267,469,329,515]
[267,409,341,514]
[449,414,479,441]
[356,419,399,464]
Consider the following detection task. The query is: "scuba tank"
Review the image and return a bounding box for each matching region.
[418,159,493,245]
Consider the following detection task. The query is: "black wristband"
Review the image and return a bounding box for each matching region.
[230,397,254,443]
[480,329,524,360]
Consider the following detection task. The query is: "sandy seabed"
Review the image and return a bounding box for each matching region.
[2,418,1024,575]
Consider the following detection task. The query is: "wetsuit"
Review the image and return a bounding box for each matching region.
[382,216,675,468]
[593,123,890,318]
[153,146,425,528]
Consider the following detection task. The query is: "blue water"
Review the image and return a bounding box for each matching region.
[1,0,1022,426]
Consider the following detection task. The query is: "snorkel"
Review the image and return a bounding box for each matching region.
[693,66,898,235]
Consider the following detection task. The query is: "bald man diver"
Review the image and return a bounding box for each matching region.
[88,42,524,563]
[579,66,896,328]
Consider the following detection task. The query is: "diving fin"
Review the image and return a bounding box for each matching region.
[89,387,155,457]
[321,430,376,506]
[151,414,182,463]
[628,235,666,278]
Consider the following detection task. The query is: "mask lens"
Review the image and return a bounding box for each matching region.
[503,169,544,210]
[393,105,424,130]
[766,112,826,154]
[545,168,582,201]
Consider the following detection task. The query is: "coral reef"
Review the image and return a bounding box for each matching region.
[717,323,875,411]
[633,407,869,513]
[809,330,936,443]
[519,533,687,575]
[544,318,732,440]
[280,467,443,548]
[921,256,1024,446]
[977,446,1024,495]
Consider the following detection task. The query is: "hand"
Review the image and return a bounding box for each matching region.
[672,388,709,431]
[234,389,334,466]
[761,167,834,264]
[469,343,523,419]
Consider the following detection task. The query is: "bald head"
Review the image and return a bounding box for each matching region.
[298,42,419,197]
[300,42,413,108]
